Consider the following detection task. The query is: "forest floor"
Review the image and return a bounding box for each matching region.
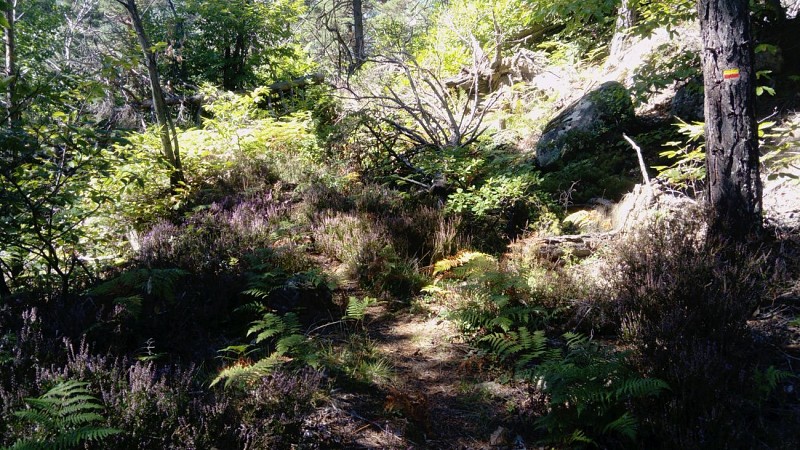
[306,297,536,449]
[300,153,800,449]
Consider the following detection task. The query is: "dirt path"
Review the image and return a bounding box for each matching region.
[307,300,531,449]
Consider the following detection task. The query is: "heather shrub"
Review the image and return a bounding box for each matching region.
[8,339,323,450]
[610,214,771,447]
[311,211,381,269]
[354,239,426,300]
[138,192,306,275]
[311,211,425,299]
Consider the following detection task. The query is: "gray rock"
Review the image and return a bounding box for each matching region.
[535,81,634,168]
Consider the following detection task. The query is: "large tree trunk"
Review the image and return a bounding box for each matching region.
[698,0,761,240]
[118,0,184,187]
[350,0,365,74]
[4,0,18,124]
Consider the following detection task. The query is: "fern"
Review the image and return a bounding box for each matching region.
[248,312,301,343]
[7,380,121,450]
[210,356,286,388]
[754,365,796,401]
[213,311,315,389]
[343,296,377,321]
[602,412,638,441]
[241,269,286,300]
[533,334,668,446]
[432,251,497,277]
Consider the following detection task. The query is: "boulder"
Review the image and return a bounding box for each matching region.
[535,81,634,168]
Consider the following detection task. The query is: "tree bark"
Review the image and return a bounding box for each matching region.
[117,0,184,187]
[4,0,18,124]
[609,0,637,60]
[350,0,365,74]
[698,0,762,240]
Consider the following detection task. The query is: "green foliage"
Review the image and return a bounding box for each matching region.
[6,380,121,450]
[441,152,553,250]
[533,334,668,447]
[243,268,331,304]
[762,114,800,184]
[180,0,309,89]
[419,0,616,73]
[343,296,378,321]
[448,173,541,218]
[90,268,188,303]
[435,248,666,446]
[658,113,798,190]
[0,108,120,296]
[632,0,696,38]
[107,90,327,230]
[319,335,394,385]
[212,310,316,389]
[629,43,700,107]
[433,252,554,342]
[753,366,795,402]
[655,119,706,189]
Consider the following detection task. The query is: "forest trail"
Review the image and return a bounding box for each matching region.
[313,300,531,449]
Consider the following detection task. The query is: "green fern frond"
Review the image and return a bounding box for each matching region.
[614,378,669,400]
[602,412,638,441]
[211,356,285,388]
[248,312,301,344]
[9,380,121,449]
[241,287,272,300]
[533,333,668,445]
[275,334,307,355]
[343,296,377,320]
[433,251,497,277]
[479,332,523,361]
[248,312,286,342]
[568,429,594,445]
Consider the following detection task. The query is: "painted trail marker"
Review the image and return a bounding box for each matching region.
[723,68,740,80]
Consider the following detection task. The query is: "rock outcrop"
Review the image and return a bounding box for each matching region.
[535,81,634,168]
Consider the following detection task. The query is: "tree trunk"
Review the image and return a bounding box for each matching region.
[166,0,186,83]
[0,270,11,298]
[609,0,637,60]
[118,0,184,187]
[4,0,18,124]
[350,0,365,74]
[698,0,762,240]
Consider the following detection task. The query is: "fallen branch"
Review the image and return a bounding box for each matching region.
[623,133,651,186]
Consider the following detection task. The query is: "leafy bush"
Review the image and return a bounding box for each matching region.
[448,170,553,251]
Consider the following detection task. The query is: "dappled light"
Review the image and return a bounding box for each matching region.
[2,0,800,448]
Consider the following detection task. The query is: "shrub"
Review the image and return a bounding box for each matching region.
[310,210,425,300]
[22,339,322,450]
[610,213,771,447]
